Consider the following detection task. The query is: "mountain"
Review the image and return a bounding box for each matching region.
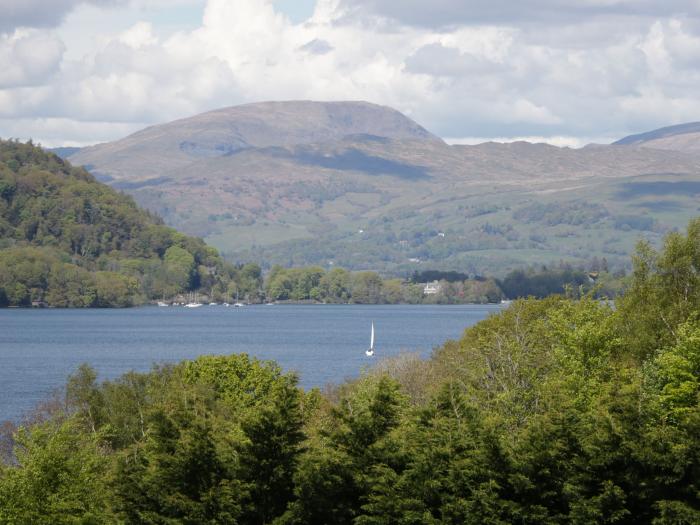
[613,122,700,153]
[0,139,256,307]
[65,104,700,275]
[71,101,441,180]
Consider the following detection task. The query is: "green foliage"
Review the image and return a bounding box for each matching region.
[0,418,111,524]
[265,266,325,301]
[262,265,506,304]
[181,353,285,412]
[164,245,196,290]
[0,139,240,307]
[618,218,700,357]
[513,201,609,227]
[239,376,305,524]
[498,266,591,299]
[3,219,700,523]
[112,411,244,524]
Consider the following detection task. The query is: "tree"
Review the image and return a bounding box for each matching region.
[352,272,384,304]
[319,268,351,303]
[0,419,112,524]
[618,218,700,358]
[239,376,305,524]
[163,245,196,291]
[285,377,406,525]
[112,410,244,524]
[66,364,105,435]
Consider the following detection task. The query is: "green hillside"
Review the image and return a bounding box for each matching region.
[0,140,257,307]
[234,170,700,275]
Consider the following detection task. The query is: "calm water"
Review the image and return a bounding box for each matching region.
[0,304,501,422]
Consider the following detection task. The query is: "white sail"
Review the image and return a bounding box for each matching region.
[366,322,375,356]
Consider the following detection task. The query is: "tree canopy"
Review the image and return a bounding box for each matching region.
[0,139,257,306]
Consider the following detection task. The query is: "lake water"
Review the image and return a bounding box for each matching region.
[0,304,502,423]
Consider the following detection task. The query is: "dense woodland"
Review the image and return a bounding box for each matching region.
[0,140,253,307]
[261,265,623,304]
[1,221,699,523]
[262,265,503,304]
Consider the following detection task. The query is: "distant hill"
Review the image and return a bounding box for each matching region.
[0,139,251,307]
[614,122,700,153]
[65,104,700,275]
[49,146,83,159]
[70,100,441,180]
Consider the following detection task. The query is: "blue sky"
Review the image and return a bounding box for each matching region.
[137,1,317,31]
[273,0,317,23]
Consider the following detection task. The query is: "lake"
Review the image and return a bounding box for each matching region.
[0,304,502,422]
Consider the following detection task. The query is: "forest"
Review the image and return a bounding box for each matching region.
[261,265,504,304]
[259,264,622,305]
[0,140,250,307]
[1,220,699,524]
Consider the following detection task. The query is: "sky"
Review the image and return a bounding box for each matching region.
[1,0,700,147]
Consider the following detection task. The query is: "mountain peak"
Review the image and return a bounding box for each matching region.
[71,100,443,174]
[126,100,438,147]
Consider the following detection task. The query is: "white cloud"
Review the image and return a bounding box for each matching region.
[3,0,700,146]
[0,29,65,88]
[119,21,158,48]
[0,117,144,147]
[445,135,619,148]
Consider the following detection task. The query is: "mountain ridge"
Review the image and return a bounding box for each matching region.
[613,121,700,154]
[71,100,442,180]
[65,102,700,274]
[614,122,700,146]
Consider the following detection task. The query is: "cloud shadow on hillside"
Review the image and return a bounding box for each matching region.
[294,148,431,180]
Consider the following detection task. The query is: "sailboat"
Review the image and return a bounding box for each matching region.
[365,322,375,357]
[184,291,202,308]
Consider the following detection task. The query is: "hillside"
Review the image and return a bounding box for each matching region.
[66,102,700,275]
[71,100,442,180]
[0,139,257,307]
[613,121,700,152]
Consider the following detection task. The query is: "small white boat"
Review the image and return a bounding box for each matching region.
[184,292,202,308]
[209,302,217,306]
[234,302,245,308]
[365,322,375,357]
[223,302,230,307]
[157,301,168,307]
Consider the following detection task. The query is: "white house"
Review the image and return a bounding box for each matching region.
[423,280,441,295]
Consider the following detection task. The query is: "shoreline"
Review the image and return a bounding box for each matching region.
[1,301,507,310]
